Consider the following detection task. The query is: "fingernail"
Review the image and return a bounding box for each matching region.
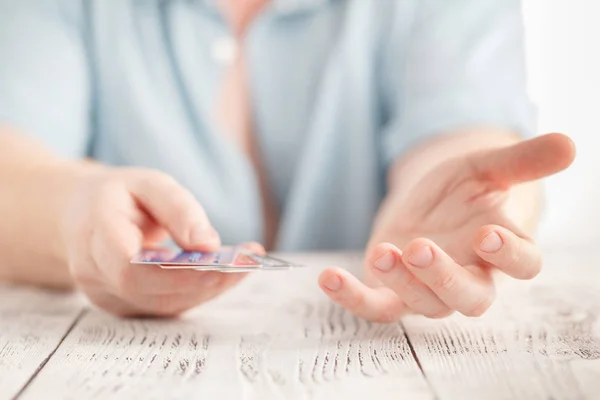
[408,246,433,268]
[480,232,503,253]
[374,251,395,272]
[322,275,342,292]
[190,226,219,246]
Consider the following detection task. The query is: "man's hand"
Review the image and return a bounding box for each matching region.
[319,133,576,322]
[61,167,263,317]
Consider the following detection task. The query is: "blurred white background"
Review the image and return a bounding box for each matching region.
[523,0,600,249]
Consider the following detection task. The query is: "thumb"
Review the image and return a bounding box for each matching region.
[126,170,221,251]
[469,133,576,189]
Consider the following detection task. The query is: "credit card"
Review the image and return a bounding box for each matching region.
[130,246,240,266]
[188,254,301,272]
[130,246,302,273]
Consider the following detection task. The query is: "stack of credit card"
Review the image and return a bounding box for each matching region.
[130,246,302,273]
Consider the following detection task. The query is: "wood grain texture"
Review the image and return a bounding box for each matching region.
[19,254,432,400]
[6,250,600,399]
[403,250,600,400]
[0,285,84,400]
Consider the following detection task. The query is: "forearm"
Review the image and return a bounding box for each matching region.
[0,126,98,288]
[385,128,542,233]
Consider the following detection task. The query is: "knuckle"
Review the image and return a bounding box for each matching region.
[151,169,179,186]
[159,191,201,227]
[146,170,184,194]
[401,273,420,290]
[130,169,176,198]
[136,172,164,194]
[433,273,458,292]
[505,242,522,270]
[374,311,398,324]
[346,290,366,310]
[403,286,426,307]
[406,294,424,306]
[464,295,494,317]
[169,194,196,220]
[373,303,405,323]
[505,240,542,279]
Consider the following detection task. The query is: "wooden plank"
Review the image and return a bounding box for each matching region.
[20,254,432,400]
[0,284,84,400]
[403,250,600,400]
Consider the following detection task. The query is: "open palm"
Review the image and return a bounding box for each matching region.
[319,133,576,322]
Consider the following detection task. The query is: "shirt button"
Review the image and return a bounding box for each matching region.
[211,36,239,65]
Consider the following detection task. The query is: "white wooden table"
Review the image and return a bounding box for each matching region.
[1,250,599,400]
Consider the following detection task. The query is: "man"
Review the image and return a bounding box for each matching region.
[0,0,575,319]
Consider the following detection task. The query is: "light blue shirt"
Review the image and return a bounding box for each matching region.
[0,0,535,250]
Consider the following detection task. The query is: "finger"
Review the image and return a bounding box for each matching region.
[91,217,242,296]
[318,267,407,323]
[240,241,266,255]
[126,170,220,251]
[368,243,452,319]
[130,207,170,245]
[474,225,542,280]
[469,133,576,189]
[402,239,495,317]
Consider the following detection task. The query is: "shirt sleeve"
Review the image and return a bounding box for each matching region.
[379,0,537,168]
[0,0,91,159]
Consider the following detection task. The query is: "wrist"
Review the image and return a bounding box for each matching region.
[9,161,107,275]
[43,161,109,261]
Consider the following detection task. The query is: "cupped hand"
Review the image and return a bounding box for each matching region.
[60,167,263,317]
[319,133,576,322]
